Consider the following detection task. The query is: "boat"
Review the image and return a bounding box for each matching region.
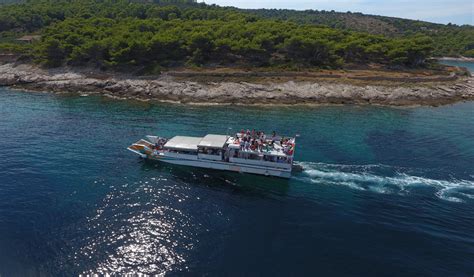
[127,131,298,178]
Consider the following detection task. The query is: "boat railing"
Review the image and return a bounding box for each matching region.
[229,157,292,170]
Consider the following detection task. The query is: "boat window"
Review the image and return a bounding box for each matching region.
[168,149,196,155]
[199,147,221,155]
[263,155,276,162]
[248,153,260,160]
[276,156,289,163]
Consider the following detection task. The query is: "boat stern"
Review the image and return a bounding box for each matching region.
[127,139,155,158]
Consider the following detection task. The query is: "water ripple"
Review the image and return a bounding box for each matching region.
[76,178,200,275]
[296,162,474,203]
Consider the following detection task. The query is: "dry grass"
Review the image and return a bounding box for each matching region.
[165,65,462,86]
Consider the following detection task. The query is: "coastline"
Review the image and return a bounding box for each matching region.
[0,63,473,106]
[437,56,474,62]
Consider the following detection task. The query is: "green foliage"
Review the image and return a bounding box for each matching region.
[35,38,65,67]
[0,0,439,69]
[464,49,474,58]
[283,36,338,67]
[0,42,30,53]
[246,8,474,58]
[386,36,434,67]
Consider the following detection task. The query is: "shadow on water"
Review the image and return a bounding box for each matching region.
[139,159,291,199]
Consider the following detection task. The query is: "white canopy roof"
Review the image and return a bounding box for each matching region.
[164,136,203,151]
[198,134,228,149]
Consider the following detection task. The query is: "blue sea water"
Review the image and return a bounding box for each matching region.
[0,64,474,276]
[439,60,474,72]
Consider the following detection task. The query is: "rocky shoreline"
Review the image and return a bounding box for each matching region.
[437,56,474,62]
[1,63,473,106]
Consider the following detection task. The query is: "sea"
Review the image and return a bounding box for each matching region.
[0,61,473,276]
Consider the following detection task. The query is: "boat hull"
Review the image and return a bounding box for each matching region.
[148,154,292,178]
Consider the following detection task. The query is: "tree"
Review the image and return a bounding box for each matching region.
[37,38,66,67]
[387,36,433,67]
[283,36,338,67]
[187,32,214,65]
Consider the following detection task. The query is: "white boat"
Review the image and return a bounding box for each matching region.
[127,131,298,178]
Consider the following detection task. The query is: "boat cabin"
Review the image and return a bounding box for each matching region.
[163,136,201,156]
[158,132,294,168]
[197,134,228,161]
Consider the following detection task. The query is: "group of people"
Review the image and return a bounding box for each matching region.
[235,129,294,155]
[282,141,295,156]
[236,129,273,152]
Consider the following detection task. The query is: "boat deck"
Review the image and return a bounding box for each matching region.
[127,131,297,178]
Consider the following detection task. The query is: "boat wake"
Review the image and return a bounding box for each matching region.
[295,162,474,203]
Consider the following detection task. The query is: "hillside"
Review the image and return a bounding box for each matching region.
[0,0,470,72]
[245,9,474,57]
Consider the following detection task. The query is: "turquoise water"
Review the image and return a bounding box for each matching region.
[1,64,474,275]
[440,60,474,72]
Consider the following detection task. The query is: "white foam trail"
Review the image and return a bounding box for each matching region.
[295,162,474,203]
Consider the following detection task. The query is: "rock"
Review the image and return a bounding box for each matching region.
[0,63,473,106]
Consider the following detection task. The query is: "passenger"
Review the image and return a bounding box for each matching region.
[250,143,256,151]
[265,144,270,152]
[240,139,245,150]
[244,140,250,151]
[252,129,256,138]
